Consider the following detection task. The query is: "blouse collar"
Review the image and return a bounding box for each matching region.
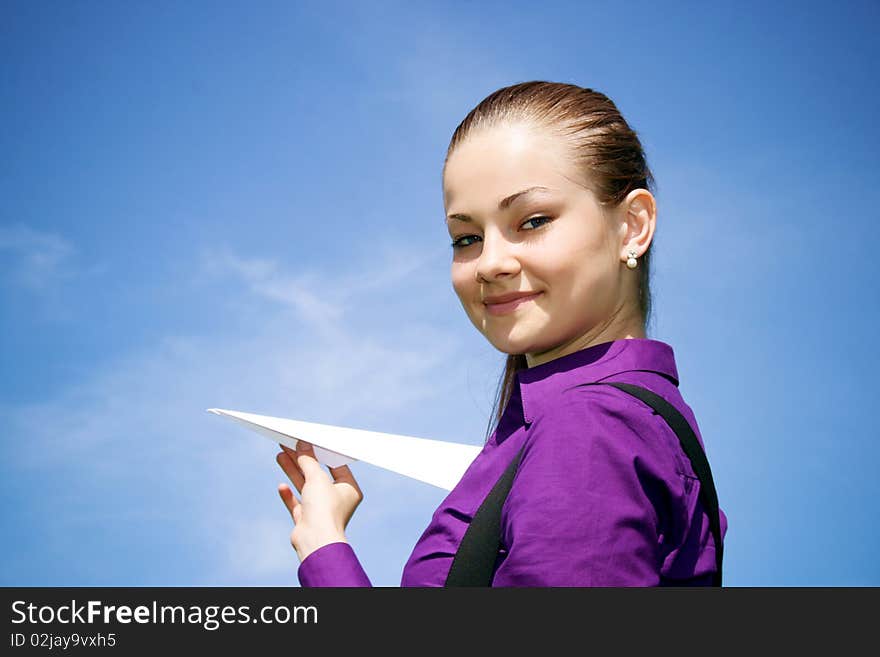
[515,338,679,425]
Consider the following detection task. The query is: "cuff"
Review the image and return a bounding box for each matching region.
[297,541,373,587]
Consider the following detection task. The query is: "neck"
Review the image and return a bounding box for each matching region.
[525,304,645,368]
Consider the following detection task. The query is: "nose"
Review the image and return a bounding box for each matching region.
[474,228,520,283]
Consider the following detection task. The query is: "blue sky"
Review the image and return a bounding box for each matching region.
[1,0,877,586]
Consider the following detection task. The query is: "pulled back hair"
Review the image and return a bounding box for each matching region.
[443,81,656,443]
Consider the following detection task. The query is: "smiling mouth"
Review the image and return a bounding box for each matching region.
[483,291,542,315]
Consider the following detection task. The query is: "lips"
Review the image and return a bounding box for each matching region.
[482,291,542,305]
[482,291,542,316]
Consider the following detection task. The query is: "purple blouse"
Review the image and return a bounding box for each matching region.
[297,338,728,587]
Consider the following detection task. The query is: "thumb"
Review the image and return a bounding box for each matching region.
[295,441,323,477]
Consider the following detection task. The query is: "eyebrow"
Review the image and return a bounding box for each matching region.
[445,186,554,223]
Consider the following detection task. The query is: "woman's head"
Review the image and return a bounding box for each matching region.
[441,81,657,436]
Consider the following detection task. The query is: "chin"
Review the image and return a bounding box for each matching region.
[481,333,534,356]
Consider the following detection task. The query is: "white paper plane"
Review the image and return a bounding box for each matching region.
[207,408,482,491]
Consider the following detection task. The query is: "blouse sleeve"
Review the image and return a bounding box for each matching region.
[297,541,373,587]
[492,385,684,587]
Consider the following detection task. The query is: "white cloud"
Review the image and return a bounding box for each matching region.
[197,247,345,328]
[0,223,79,291]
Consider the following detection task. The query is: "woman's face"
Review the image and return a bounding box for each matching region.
[443,122,643,367]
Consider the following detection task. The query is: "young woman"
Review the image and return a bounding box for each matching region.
[275,81,728,586]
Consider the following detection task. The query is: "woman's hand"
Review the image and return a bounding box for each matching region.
[275,441,364,563]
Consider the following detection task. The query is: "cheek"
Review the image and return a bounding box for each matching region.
[563,260,619,315]
[450,266,475,299]
[534,240,588,288]
[547,226,611,279]
[541,241,613,303]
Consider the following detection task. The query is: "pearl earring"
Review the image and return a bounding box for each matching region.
[626,250,638,269]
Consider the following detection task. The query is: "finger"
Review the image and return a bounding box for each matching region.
[276,450,306,493]
[294,441,326,480]
[328,463,361,491]
[280,444,303,472]
[277,483,300,520]
[295,439,315,457]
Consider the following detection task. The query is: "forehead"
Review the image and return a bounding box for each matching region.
[443,122,579,209]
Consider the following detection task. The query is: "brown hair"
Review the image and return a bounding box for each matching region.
[442,81,656,443]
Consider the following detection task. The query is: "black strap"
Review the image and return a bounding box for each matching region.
[444,442,526,586]
[444,381,723,587]
[601,382,723,586]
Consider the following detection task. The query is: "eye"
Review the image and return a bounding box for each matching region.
[450,215,553,250]
[450,235,479,249]
[521,215,552,230]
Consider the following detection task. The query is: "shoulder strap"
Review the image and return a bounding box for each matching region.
[444,442,526,586]
[597,381,724,586]
[597,381,723,586]
[444,382,723,587]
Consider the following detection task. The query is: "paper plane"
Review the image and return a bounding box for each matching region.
[207,408,482,491]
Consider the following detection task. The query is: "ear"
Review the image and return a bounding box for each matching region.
[616,188,656,261]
